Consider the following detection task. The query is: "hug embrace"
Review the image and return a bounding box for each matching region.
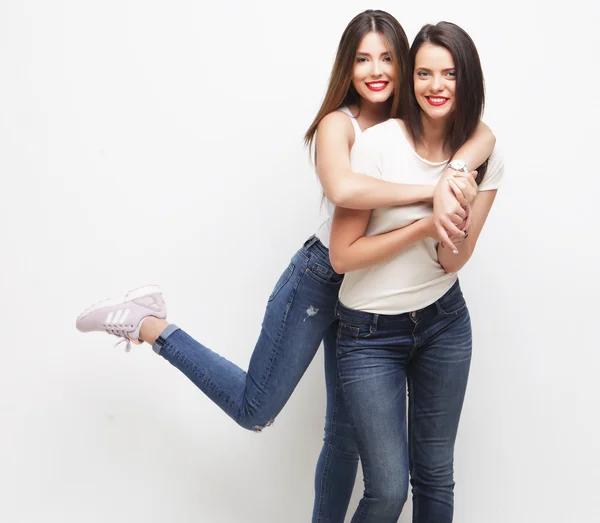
[77,10,503,523]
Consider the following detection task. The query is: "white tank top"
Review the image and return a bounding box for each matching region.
[315,107,363,248]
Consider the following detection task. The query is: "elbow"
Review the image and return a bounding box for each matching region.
[440,260,461,274]
[440,246,473,274]
[325,186,351,207]
[330,258,348,275]
[329,250,349,274]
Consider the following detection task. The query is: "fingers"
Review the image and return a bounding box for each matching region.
[454,206,467,220]
[447,179,467,206]
[442,216,465,238]
[451,174,477,204]
[437,224,458,253]
[462,205,472,232]
[451,213,466,225]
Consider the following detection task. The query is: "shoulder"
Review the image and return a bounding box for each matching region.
[317,109,355,138]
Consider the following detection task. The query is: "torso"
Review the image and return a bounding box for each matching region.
[338,119,457,315]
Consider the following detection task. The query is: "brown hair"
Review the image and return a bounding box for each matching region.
[304,10,409,158]
[402,22,488,183]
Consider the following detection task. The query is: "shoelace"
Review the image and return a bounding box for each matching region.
[114,338,133,352]
[106,327,133,352]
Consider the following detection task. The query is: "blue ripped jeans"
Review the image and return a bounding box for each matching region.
[336,281,472,523]
[153,236,359,523]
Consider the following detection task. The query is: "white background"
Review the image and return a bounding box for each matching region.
[1,1,598,522]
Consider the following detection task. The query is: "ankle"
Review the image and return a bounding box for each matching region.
[139,317,169,344]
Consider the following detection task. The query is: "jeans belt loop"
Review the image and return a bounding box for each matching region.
[303,234,318,249]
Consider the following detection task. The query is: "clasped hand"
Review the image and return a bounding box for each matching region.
[432,168,478,252]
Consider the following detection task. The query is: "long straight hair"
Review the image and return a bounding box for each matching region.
[304,10,409,160]
[402,22,488,183]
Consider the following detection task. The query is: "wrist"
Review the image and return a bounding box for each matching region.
[433,178,454,204]
[418,215,435,239]
[421,184,435,203]
[397,184,435,204]
[448,159,470,176]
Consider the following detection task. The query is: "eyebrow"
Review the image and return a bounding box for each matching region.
[356,51,390,56]
[415,66,455,72]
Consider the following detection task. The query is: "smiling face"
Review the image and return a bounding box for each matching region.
[351,31,396,104]
[413,42,456,122]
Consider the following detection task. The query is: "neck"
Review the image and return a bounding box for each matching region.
[418,112,453,160]
[358,98,392,125]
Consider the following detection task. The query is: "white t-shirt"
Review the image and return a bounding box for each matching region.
[315,107,363,247]
[338,118,504,315]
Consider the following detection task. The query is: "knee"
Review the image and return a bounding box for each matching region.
[364,468,409,517]
[369,484,409,518]
[411,460,455,491]
[235,408,275,433]
[323,419,359,459]
[246,418,275,433]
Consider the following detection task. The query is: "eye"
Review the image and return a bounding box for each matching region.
[446,71,456,78]
[416,71,429,77]
[383,55,392,62]
[356,57,368,63]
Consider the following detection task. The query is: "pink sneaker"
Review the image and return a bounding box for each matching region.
[76,285,167,351]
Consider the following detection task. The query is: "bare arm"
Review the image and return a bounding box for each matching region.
[453,120,496,172]
[437,189,497,273]
[433,121,497,250]
[316,111,434,210]
[329,206,431,274]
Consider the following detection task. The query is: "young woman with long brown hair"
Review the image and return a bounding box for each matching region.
[330,21,504,522]
[76,11,494,522]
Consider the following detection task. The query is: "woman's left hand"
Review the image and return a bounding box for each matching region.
[447,170,478,206]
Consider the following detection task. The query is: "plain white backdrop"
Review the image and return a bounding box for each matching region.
[0,1,598,522]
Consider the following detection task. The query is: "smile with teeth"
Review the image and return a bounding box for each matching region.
[425,96,449,106]
[366,81,389,92]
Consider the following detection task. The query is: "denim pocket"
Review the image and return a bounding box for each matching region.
[436,288,467,315]
[338,321,373,340]
[304,260,344,286]
[268,262,295,302]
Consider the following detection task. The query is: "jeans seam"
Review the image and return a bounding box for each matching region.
[251,255,309,414]
[315,362,341,522]
[436,301,467,316]
[335,327,372,523]
[167,346,237,410]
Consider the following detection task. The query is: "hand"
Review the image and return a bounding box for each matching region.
[433,173,470,252]
[447,169,478,206]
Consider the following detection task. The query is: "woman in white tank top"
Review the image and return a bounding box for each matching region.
[76,12,495,522]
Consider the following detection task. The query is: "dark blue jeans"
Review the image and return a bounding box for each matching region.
[336,281,472,523]
[152,236,359,523]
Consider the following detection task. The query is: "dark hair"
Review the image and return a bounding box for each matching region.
[304,10,409,158]
[401,22,488,183]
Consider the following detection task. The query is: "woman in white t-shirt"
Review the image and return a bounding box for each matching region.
[329,22,504,523]
[75,13,495,521]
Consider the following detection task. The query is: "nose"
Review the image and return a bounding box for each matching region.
[371,60,383,77]
[431,74,443,92]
